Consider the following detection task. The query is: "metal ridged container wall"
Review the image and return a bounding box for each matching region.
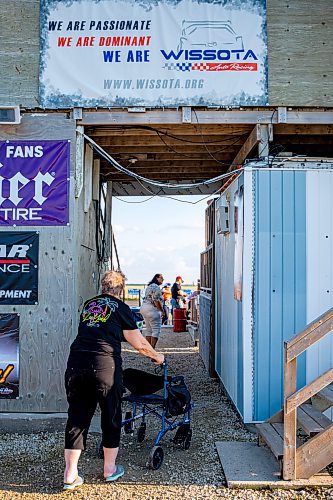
[214,161,333,423]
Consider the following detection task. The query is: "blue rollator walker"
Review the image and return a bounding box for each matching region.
[97,359,192,470]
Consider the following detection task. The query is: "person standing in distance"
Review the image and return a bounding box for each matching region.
[63,270,164,491]
[140,273,165,348]
[171,276,187,316]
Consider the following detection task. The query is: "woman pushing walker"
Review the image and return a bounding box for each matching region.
[63,270,164,491]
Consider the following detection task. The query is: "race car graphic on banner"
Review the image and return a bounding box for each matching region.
[0,314,19,399]
[0,140,70,226]
[0,231,39,305]
[39,0,268,107]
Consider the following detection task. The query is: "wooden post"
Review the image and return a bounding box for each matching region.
[283,344,297,480]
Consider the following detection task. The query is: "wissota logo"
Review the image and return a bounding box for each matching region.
[161,20,258,72]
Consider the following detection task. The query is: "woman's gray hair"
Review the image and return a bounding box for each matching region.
[101,270,126,296]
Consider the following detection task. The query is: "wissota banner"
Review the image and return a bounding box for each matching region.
[39,0,268,107]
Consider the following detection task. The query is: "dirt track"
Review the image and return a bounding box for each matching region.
[0,329,332,499]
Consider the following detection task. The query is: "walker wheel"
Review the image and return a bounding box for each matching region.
[96,440,104,459]
[137,422,146,443]
[182,428,192,450]
[173,423,190,445]
[147,446,164,470]
[124,411,134,434]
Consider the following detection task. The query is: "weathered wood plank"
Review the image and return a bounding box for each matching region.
[256,423,284,459]
[84,144,93,213]
[267,0,333,106]
[80,110,333,126]
[298,407,324,435]
[268,409,284,423]
[229,125,261,171]
[286,368,333,414]
[301,403,332,430]
[317,385,333,406]
[296,423,333,479]
[87,125,252,136]
[283,355,297,480]
[271,423,284,439]
[274,125,333,136]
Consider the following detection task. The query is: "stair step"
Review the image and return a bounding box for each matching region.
[255,422,284,460]
[317,384,333,405]
[298,403,332,436]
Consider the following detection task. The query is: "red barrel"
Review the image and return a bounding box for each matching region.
[173,308,187,332]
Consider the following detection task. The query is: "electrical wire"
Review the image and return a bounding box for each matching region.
[79,130,244,189]
[155,128,248,161]
[113,195,156,203]
[192,108,236,166]
[97,123,248,144]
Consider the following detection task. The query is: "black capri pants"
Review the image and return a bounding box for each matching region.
[65,352,123,450]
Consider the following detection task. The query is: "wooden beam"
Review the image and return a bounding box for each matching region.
[296,423,333,479]
[93,144,242,153]
[87,124,252,136]
[283,351,297,480]
[79,109,333,126]
[286,368,333,414]
[84,143,93,213]
[286,307,333,362]
[91,136,243,147]
[272,135,333,144]
[102,174,223,181]
[228,124,261,171]
[274,124,333,135]
[109,153,236,161]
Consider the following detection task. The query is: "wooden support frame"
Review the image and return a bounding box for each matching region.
[286,307,333,362]
[84,143,93,213]
[281,306,333,480]
[283,354,297,480]
[79,109,333,126]
[296,423,333,479]
[228,124,261,171]
[286,368,333,414]
[228,123,273,172]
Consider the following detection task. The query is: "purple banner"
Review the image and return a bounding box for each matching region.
[0,140,70,226]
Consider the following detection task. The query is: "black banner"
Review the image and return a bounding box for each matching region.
[0,231,39,305]
[0,314,19,399]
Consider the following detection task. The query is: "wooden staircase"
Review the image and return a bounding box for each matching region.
[256,307,333,480]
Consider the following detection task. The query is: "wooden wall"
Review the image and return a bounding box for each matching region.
[267,0,333,106]
[0,114,100,412]
[0,0,332,107]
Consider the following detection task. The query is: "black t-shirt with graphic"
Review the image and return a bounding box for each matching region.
[70,294,137,358]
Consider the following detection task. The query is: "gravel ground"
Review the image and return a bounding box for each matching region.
[1,329,333,499]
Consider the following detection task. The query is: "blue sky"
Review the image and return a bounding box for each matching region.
[112,195,210,284]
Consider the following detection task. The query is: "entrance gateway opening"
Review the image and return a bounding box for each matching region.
[77,107,333,335]
[78,107,333,273]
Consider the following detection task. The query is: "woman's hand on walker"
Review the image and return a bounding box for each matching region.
[152,353,165,365]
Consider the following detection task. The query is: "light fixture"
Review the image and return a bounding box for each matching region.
[0,106,21,124]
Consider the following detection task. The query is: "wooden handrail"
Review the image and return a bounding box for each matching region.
[285,367,333,414]
[283,306,333,480]
[285,307,333,362]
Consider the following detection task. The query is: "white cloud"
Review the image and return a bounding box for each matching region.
[112,195,209,283]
